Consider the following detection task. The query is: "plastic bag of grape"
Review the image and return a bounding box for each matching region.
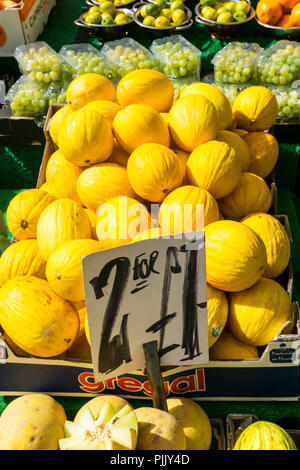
[101,38,161,79]
[150,35,201,80]
[257,41,300,87]
[267,81,300,124]
[5,75,49,127]
[211,42,263,85]
[59,43,119,85]
[14,41,63,85]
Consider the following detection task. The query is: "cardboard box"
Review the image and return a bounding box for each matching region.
[0,106,45,144]
[226,413,300,450]
[0,0,56,56]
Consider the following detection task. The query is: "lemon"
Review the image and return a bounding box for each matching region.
[201,6,217,20]
[140,4,149,17]
[100,1,116,16]
[101,12,114,24]
[88,6,101,14]
[217,11,233,22]
[145,3,160,17]
[155,15,171,26]
[114,13,130,23]
[160,7,172,19]
[216,6,227,14]
[172,8,186,24]
[224,1,236,12]
[170,0,185,12]
[235,0,250,13]
[85,12,102,23]
[154,0,167,8]
[143,15,156,25]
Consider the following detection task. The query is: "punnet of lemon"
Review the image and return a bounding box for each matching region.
[137,0,188,27]
[0,55,296,450]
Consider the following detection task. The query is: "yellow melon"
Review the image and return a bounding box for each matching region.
[242,131,279,179]
[0,394,66,450]
[113,104,170,154]
[179,82,233,130]
[84,208,97,239]
[45,149,83,204]
[0,276,79,357]
[66,73,116,110]
[107,140,130,168]
[58,107,114,167]
[204,220,267,292]
[207,284,228,348]
[96,196,151,249]
[241,213,290,279]
[6,189,56,241]
[186,141,242,199]
[49,105,73,145]
[218,172,272,220]
[216,129,251,172]
[209,329,259,360]
[127,143,184,203]
[228,277,291,346]
[117,69,174,113]
[159,185,219,234]
[83,100,122,127]
[0,239,46,286]
[168,94,218,152]
[46,239,103,302]
[232,86,278,131]
[37,198,92,260]
[76,163,136,213]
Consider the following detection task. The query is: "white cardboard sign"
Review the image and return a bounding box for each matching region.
[82,232,208,382]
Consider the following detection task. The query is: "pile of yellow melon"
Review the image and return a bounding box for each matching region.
[0,68,292,361]
[0,393,212,451]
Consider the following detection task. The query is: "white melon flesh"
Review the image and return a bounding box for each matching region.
[59,402,137,451]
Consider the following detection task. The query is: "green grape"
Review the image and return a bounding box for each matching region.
[257,42,300,86]
[16,43,62,84]
[212,42,262,84]
[7,78,49,124]
[103,42,160,77]
[151,39,200,79]
[268,85,300,123]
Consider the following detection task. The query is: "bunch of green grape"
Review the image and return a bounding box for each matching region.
[45,83,68,106]
[60,48,118,82]
[103,43,161,77]
[257,42,300,86]
[151,40,200,78]
[268,85,300,123]
[8,79,49,119]
[16,45,62,84]
[213,42,262,84]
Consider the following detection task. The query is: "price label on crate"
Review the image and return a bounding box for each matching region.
[83,231,209,382]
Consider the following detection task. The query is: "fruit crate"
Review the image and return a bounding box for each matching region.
[226,413,300,450]
[0,106,45,145]
[210,418,226,450]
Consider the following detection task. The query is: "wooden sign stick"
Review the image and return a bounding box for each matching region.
[143,340,168,413]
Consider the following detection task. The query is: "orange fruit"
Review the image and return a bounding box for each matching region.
[289,2,300,24]
[277,12,292,24]
[278,0,299,9]
[256,0,283,25]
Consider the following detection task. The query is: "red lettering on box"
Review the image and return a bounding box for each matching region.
[169,375,196,394]
[196,369,205,391]
[117,377,143,393]
[78,372,105,393]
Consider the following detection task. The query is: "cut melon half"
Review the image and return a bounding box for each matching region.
[59,402,138,451]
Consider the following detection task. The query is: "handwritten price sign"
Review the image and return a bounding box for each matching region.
[83,232,208,382]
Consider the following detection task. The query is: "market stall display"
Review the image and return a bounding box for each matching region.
[1,0,300,453]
